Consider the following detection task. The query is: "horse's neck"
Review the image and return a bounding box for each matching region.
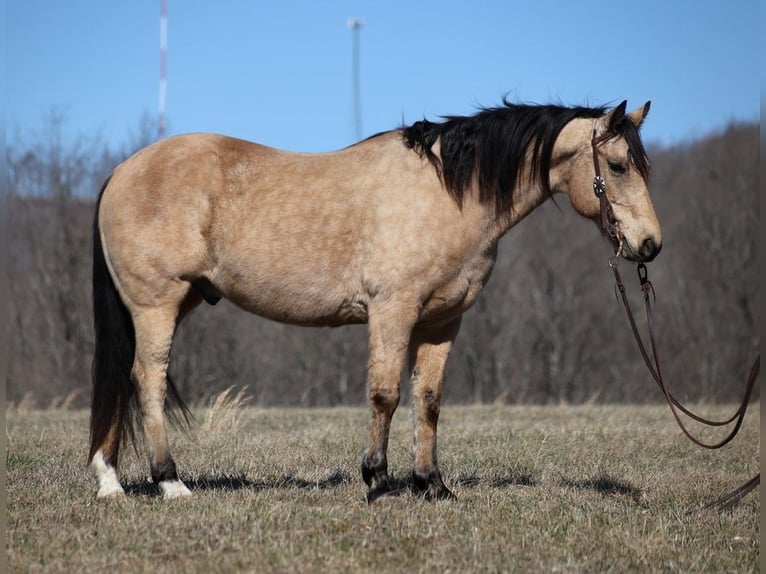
[489,183,550,242]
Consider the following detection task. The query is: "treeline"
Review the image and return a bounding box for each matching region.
[5,118,759,408]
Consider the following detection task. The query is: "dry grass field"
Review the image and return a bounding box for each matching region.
[6,401,760,573]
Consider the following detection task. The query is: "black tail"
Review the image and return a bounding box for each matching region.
[89,177,137,462]
[89,178,191,463]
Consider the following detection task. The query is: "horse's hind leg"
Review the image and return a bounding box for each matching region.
[408,317,462,500]
[131,305,190,499]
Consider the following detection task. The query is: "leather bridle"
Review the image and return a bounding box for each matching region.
[591,127,622,253]
[590,127,760,509]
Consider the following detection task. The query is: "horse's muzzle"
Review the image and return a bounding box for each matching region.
[628,237,661,262]
[635,237,662,263]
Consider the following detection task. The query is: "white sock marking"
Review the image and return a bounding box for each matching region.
[90,450,125,498]
[159,479,192,499]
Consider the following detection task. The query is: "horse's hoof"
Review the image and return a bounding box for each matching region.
[426,485,457,501]
[366,483,394,504]
[367,490,404,504]
[367,491,389,504]
[159,479,192,499]
[412,470,456,501]
[415,482,456,501]
[96,485,126,499]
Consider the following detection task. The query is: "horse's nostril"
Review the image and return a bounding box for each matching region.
[640,238,661,261]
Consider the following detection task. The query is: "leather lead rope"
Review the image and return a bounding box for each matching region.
[698,473,760,511]
[591,127,760,509]
[610,262,759,448]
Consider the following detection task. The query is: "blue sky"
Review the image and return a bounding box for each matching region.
[6,0,760,153]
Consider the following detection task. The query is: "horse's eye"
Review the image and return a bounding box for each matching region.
[608,161,627,175]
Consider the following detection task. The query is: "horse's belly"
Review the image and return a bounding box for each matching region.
[220,278,369,327]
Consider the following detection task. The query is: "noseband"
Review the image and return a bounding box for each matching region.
[590,126,760,510]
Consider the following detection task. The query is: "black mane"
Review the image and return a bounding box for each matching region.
[401,101,649,213]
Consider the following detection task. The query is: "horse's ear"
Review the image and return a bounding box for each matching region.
[604,100,628,132]
[627,101,651,129]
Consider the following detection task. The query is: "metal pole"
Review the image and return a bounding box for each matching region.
[159,0,168,140]
[347,18,363,141]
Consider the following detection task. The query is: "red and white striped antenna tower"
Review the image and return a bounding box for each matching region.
[158,0,168,139]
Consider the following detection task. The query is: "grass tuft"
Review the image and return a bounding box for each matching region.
[200,386,252,433]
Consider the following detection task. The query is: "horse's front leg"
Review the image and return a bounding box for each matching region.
[361,304,418,503]
[408,317,462,500]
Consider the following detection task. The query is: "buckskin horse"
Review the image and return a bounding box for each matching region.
[89,100,660,502]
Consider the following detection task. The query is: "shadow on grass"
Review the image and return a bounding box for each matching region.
[450,469,643,505]
[123,469,352,497]
[455,469,538,489]
[560,473,643,503]
[123,469,642,504]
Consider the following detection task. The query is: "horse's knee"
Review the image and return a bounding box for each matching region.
[368,387,400,414]
[413,386,441,425]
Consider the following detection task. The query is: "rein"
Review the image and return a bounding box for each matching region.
[590,128,760,509]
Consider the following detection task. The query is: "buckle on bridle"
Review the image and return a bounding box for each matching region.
[593,175,606,196]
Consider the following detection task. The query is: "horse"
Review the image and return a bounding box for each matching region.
[89,99,661,502]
